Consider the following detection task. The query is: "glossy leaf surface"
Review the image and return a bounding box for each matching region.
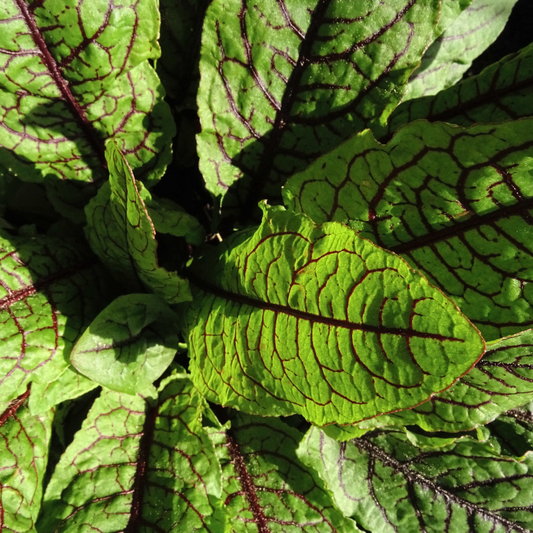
[404,0,517,101]
[285,119,533,340]
[0,389,53,533]
[0,229,108,404]
[385,41,533,137]
[39,374,224,532]
[84,141,192,303]
[0,0,174,192]
[197,0,440,213]
[70,294,180,395]
[209,414,360,533]
[299,427,533,533]
[181,205,484,426]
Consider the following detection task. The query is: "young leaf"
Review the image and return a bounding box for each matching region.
[384,41,533,137]
[0,389,53,533]
[284,118,533,340]
[298,426,533,532]
[197,0,441,214]
[339,329,533,435]
[180,205,484,426]
[84,141,192,303]
[38,374,224,532]
[404,0,518,101]
[0,229,109,404]
[70,294,180,395]
[208,413,361,533]
[0,0,174,195]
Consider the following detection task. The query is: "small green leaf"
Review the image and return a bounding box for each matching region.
[284,118,533,340]
[84,141,192,303]
[0,229,109,404]
[486,406,533,457]
[38,375,224,532]
[298,426,533,532]
[208,413,361,532]
[404,0,518,101]
[198,0,441,214]
[70,294,180,395]
[384,41,533,137]
[0,389,53,533]
[180,205,484,426]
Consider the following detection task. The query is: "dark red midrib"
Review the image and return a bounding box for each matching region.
[188,274,463,342]
[16,0,106,167]
[227,434,270,533]
[389,194,533,254]
[0,387,31,429]
[0,258,97,310]
[124,402,157,532]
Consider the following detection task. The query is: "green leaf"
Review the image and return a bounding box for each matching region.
[384,41,533,138]
[298,427,533,532]
[70,294,180,395]
[404,0,518,101]
[84,141,192,303]
[180,205,484,426]
[197,0,441,215]
[338,329,533,435]
[0,229,109,404]
[486,406,533,457]
[38,374,225,532]
[0,389,53,533]
[208,413,361,532]
[284,118,533,340]
[0,0,174,202]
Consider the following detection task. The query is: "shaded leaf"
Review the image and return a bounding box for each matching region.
[299,426,533,533]
[197,0,441,215]
[404,0,518,101]
[70,294,180,395]
[0,0,174,209]
[384,41,533,138]
[84,141,192,303]
[486,406,533,457]
[38,374,224,532]
[284,118,533,340]
[180,204,484,426]
[0,389,53,533]
[208,413,361,533]
[0,229,109,404]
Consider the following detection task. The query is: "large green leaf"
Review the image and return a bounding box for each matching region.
[284,118,533,340]
[180,205,484,426]
[38,374,225,532]
[0,389,53,533]
[0,228,109,405]
[299,427,533,532]
[208,413,361,532]
[84,141,192,304]
[70,294,180,395]
[0,0,174,214]
[384,41,533,138]
[197,0,441,216]
[404,0,518,101]
[331,329,533,436]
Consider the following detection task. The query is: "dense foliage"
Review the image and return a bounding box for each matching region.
[1,0,533,531]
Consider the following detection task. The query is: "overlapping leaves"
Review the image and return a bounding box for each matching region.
[197,0,441,214]
[285,118,533,340]
[181,205,484,426]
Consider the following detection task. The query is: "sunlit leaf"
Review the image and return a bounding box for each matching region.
[0,389,53,533]
[180,204,484,426]
[284,118,533,340]
[197,0,441,215]
[208,413,361,533]
[84,141,192,303]
[70,294,180,395]
[299,426,533,533]
[38,374,224,532]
